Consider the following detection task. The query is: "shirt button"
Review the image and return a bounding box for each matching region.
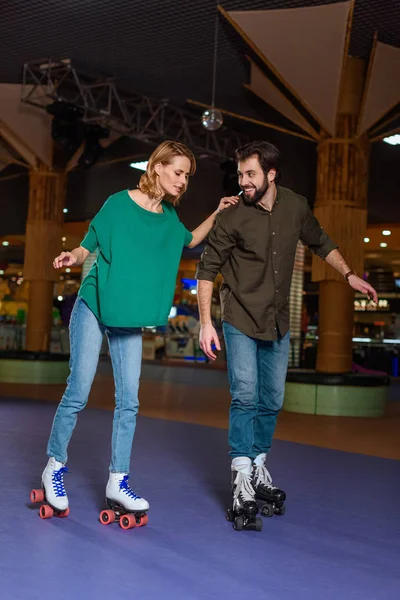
[272,232,276,235]
[274,270,278,274]
[276,290,279,293]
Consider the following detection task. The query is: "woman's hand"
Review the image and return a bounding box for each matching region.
[217,196,239,212]
[53,251,78,269]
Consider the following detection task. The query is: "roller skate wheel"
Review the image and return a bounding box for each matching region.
[100,510,115,525]
[275,504,286,516]
[233,516,244,531]
[137,514,148,527]
[120,514,136,530]
[58,507,70,518]
[40,505,54,520]
[30,489,44,504]
[226,509,234,522]
[255,516,263,532]
[261,503,275,518]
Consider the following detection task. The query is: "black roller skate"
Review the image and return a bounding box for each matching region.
[226,457,263,532]
[252,454,286,518]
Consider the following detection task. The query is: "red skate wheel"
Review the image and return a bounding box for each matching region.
[30,489,45,503]
[100,510,115,525]
[40,505,54,519]
[137,514,148,527]
[58,507,70,518]
[120,514,136,530]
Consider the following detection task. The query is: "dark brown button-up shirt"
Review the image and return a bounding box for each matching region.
[196,186,338,340]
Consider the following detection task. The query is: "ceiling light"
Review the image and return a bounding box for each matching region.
[364,237,370,243]
[130,161,148,171]
[380,242,388,248]
[383,134,400,146]
[382,230,391,236]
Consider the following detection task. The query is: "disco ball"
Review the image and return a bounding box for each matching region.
[201,108,223,131]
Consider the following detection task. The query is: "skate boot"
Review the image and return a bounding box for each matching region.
[226,457,263,532]
[100,473,149,530]
[30,457,69,519]
[252,453,286,517]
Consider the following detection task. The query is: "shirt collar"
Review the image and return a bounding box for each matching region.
[255,186,280,213]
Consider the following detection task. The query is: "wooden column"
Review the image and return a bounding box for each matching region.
[312,57,369,373]
[24,166,65,351]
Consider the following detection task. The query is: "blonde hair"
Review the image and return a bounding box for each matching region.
[138,141,196,206]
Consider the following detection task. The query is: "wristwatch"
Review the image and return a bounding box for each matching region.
[344,270,356,282]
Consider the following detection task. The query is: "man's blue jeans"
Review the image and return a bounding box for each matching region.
[223,321,290,459]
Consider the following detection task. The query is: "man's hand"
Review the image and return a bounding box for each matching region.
[348,274,378,303]
[53,251,78,269]
[199,323,221,361]
[217,196,239,212]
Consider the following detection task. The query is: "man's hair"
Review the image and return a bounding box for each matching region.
[235,141,281,185]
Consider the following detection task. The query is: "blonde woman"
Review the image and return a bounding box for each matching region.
[35,141,237,525]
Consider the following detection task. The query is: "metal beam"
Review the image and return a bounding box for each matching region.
[0,120,37,168]
[21,58,249,160]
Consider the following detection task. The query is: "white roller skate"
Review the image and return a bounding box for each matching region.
[30,457,69,519]
[100,473,149,530]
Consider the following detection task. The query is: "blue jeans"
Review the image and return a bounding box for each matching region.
[47,297,142,473]
[223,321,290,459]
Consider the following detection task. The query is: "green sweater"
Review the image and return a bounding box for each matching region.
[78,190,193,327]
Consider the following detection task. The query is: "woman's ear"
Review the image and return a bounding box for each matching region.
[154,163,163,176]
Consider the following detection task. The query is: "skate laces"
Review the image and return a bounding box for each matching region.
[52,467,68,497]
[119,475,141,500]
[254,465,277,490]
[234,472,255,503]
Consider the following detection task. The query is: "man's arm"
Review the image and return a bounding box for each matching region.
[196,213,236,360]
[325,249,378,302]
[197,280,221,360]
[300,202,378,303]
[187,196,238,248]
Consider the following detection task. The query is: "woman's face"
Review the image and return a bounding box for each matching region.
[155,155,191,198]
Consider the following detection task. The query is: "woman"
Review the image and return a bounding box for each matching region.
[39,141,237,518]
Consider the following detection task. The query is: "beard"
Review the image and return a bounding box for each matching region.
[241,176,269,205]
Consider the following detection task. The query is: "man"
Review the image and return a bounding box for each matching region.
[196,141,377,528]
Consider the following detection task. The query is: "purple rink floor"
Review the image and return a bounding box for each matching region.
[1,396,399,600]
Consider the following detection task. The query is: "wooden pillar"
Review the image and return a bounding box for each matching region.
[24,166,65,351]
[312,57,369,373]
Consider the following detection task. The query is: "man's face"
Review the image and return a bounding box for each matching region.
[237,155,272,204]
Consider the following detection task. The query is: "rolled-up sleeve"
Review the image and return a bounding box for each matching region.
[196,214,236,282]
[80,224,99,253]
[183,226,193,247]
[80,197,112,253]
[300,203,338,260]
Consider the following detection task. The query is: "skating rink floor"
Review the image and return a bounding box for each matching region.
[1,361,399,600]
